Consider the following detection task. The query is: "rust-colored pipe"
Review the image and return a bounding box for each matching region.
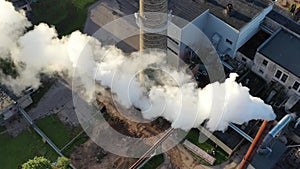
[239,120,270,169]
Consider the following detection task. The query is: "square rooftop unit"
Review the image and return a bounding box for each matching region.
[170,0,272,29]
[258,29,300,78]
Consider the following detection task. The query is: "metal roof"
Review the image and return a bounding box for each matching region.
[259,29,300,78]
[170,0,272,29]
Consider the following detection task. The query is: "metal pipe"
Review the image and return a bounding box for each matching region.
[129,128,174,169]
[229,123,253,142]
[269,113,295,137]
[294,117,300,129]
[258,113,296,155]
[239,120,270,169]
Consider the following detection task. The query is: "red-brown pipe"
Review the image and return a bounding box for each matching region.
[239,120,270,169]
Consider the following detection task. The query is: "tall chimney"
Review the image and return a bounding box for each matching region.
[139,0,168,51]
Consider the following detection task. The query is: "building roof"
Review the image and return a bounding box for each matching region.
[267,10,300,35]
[251,140,287,169]
[170,0,272,29]
[259,29,300,78]
[238,30,270,60]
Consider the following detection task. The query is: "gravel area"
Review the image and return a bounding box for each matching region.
[4,79,80,137]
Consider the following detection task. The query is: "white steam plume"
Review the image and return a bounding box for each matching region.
[0,0,275,131]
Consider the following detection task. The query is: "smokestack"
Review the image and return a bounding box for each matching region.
[239,120,271,169]
[139,0,168,50]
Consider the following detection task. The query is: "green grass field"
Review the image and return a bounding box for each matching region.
[0,115,85,168]
[141,154,164,169]
[31,0,98,36]
[36,114,82,149]
[62,132,89,157]
[0,129,58,169]
[185,128,229,165]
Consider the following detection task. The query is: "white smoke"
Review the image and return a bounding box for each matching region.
[0,0,276,131]
[143,74,275,131]
[0,0,31,52]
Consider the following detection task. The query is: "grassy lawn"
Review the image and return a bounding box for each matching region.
[185,128,229,165]
[31,0,98,36]
[141,154,164,169]
[0,126,6,132]
[36,114,81,149]
[0,115,86,168]
[0,129,58,169]
[62,132,89,157]
[36,114,91,158]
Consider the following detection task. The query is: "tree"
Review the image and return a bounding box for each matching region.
[54,157,70,169]
[22,156,52,169]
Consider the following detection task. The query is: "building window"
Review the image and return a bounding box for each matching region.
[275,70,282,79]
[262,59,268,66]
[274,70,288,83]
[281,74,288,83]
[259,69,264,74]
[292,81,300,91]
[226,39,233,45]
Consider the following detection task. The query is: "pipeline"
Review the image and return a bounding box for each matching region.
[129,128,174,169]
[229,123,253,142]
[258,113,296,155]
[239,120,270,169]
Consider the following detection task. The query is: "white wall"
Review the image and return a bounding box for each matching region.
[167,22,182,43]
[236,5,273,52]
[202,14,239,57]
[252,53,300,97]
[191,10,209,31]
[167,22,182,67]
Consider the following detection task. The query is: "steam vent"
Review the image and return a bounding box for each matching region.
[139,0,168,50]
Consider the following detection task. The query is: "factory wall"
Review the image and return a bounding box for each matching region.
[190,9,209,31]
[252,52,300,97]
[236,5,273,53]
[167,22,181,67]
[202,13,239,57]
[182,11,239,57]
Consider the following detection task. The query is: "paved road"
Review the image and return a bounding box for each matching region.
[84,0,139,53]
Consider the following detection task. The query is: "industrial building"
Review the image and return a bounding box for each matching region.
[164,0,300,106]
[83,0,300,168]
[167,0,273,60]
[0,86,33,125]
[0,89,18,124]
[241,29,300,97]
[164,1,300,169]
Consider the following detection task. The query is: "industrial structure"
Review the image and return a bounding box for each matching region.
[0,85,33,125]
[24,0,298,168]
[132,0,300,169]
[138,0,168,50]
[0,89,18,124]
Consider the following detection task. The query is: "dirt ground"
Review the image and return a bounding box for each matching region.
[70,139,137,169]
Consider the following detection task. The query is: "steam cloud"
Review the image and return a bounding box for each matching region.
[0,0,276,131]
